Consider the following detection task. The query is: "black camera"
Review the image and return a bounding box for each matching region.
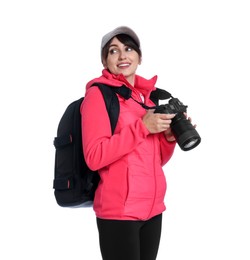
[154,97,201,151]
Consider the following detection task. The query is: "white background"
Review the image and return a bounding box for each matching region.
[1,0,249,259]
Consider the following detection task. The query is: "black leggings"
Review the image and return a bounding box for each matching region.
[96,214,162,260]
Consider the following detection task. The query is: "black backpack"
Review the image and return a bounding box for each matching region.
[53,83,167,207]
[53,83,133,207]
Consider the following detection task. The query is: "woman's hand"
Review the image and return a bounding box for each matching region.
[163,113,197,142]
[143,111,197,142]
[184,113,197,128]
[164,128,176,142]
[142,110,175,134]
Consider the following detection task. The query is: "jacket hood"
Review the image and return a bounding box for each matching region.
[86,69,157,98]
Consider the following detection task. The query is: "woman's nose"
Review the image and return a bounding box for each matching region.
[118,50,126,60]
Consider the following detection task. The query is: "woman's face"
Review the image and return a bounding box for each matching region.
[103,37,141,85]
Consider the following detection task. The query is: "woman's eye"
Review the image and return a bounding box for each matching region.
[126,47,133,52]
[109,49,118,55]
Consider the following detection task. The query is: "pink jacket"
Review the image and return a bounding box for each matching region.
[81,69,176,220]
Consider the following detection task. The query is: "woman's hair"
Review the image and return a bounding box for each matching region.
[101,34,142,64]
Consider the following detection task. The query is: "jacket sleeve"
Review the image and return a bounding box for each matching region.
[81,87,150,171]
[158,133,176,166]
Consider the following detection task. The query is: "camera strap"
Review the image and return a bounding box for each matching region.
[110,84,173,110]
[130,97,157,110]
[131,87,173,110]
[150,88,173,105]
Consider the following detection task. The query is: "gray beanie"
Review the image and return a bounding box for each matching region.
[101,26,140,52]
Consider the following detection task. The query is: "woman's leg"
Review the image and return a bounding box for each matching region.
[96,218,141,260]
[140,214,162,260]
[96,214,162,260]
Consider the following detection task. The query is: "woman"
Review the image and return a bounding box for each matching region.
[81,26,177,260]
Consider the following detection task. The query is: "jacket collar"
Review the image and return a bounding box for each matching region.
[86,69,158,98]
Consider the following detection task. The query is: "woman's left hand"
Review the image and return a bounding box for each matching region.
[164,113,197,142]
[184,113,197,128]
[164,128,176,142]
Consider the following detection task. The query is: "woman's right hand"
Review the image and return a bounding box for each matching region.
[142,110,175,134]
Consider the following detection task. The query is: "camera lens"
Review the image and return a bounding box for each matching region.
[183,138,199,149]
[171,113,201,151]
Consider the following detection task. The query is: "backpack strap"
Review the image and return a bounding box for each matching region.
[91,83,131,134]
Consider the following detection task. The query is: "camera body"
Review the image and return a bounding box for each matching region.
[154,98,187,114]
[154,98,201,151]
